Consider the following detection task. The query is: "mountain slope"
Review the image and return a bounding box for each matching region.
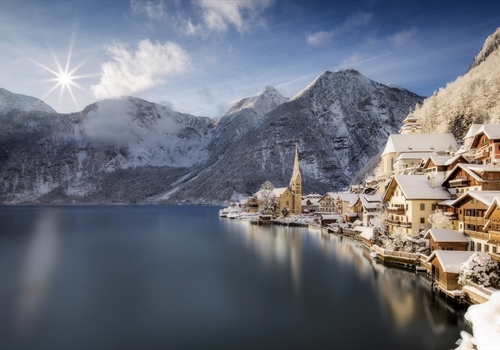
[414,27,500,139]
[0,96,216,203]
[0,88,56,114]
[167,69,424,203]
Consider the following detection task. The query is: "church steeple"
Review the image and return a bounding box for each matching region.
[289,144,302,214]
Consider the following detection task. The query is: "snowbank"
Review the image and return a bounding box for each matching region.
[457,291,500,349]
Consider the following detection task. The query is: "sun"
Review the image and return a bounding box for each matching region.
[57,71,73,87]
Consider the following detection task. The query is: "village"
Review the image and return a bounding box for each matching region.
[220,112,500,347]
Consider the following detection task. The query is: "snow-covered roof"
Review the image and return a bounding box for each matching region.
[484,196,500,219]
[438,199,455,207]
[355,226,374,240]
[449,190,500,207]
[427,251,476,273]
[424,229,468,242]
[321,214,342,220]
[273,187,288,196]
[443,163,500,185]
[396,152,438,161]
[381,133,458,157]
[473,124,500,141]
[385,175,451,200]
[339,192,358,204]
[360,194,382,209]
[319,192,338,201]
[423,154,453,167]
[464,124,483,139]
[443,154,467,166]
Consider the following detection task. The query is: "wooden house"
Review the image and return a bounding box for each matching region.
[423,229,469,252]
[483,197,500,260]
[469,124,500,165]
[442,164,500,199]
[449,191,500,251]
[427,251,476,292]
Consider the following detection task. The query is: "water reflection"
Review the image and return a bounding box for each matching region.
[223,219,466,338]
[14,211,61,337]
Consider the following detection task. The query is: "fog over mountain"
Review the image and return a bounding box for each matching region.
[1,70,423,204]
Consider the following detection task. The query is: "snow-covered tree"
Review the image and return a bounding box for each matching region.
[458,252,500,288]
[257,181,279,216]
[428,209,452,230]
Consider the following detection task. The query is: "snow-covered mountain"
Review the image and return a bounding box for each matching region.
[0,88,56,114]
[0,70,422,204]
[166,69,424,203]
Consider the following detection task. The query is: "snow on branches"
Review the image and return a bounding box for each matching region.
[428,209,452,230]
[458,252,500,288]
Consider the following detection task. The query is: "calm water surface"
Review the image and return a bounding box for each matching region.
[0,205,468,349]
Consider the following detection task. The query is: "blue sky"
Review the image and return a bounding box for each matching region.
[1,0,499,117]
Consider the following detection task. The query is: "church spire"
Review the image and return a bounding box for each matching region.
[289,144,301,189]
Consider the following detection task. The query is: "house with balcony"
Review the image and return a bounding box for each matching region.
[318,192,339,213]
[353,194,382,227]
[483,197,500,260]
[378,133,458,193]
[420,154,469,186]
[449,191,500,251]
[469,124,500,165]
[441,163,500,198]
[383,175,451,235]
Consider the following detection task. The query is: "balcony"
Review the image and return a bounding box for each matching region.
[387,219,412,228]
[387,207,405,215]
[448,176,469,188]
[464,216,487,225]
[475,149,490,160]
[465,230,489,240]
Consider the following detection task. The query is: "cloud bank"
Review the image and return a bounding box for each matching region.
[91,39,190,100]
[307,12,372,46]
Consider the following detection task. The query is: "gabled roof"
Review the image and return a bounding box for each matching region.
[443,154,469,166]
[426,251,476,273]
[464,124,483,139]
[273,187,288,196]
[384,175,451,201]
[338,192,359,204]
[318,192,338,202]
[424,229,468,243]
[471,124,500,148]
[449,190,500,208]
[421,155,452,168]
[396,152,438,161]
[355,226,374,240]
[381,133,458,157]
[442,163,500,186]
[360,194,382,209]
[485,196,500,219]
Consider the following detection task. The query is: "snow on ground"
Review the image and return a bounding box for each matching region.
[456,291,500,350]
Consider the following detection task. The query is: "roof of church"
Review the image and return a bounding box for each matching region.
[381,133,458,156]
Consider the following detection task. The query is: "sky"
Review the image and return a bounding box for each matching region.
[1,0,500,117]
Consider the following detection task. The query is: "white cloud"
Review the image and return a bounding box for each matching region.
[130,0,166,20]
[389,28,417,47]
[91,39,191,100]
[194,0,274,33]
[307,31,334,46]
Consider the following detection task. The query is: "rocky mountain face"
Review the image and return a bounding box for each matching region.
[0,88,56,114]
[0,70,423,204]
[167,69,423,203]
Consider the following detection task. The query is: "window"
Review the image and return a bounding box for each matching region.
[420,217,425,224]
[431,204,436,211]
[485,244,490,253]
[470,241,475,251]
[477,243,482,252]
[459,223,463,230]
[420,203,425,210]
[493,246,497,254]
[406,204,408,210]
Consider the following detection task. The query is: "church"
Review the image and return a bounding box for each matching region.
[271,145,302,215]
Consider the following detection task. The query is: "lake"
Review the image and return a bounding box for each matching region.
[0,205,468,349]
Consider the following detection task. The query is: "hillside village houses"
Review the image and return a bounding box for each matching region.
[227,114,500,301]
